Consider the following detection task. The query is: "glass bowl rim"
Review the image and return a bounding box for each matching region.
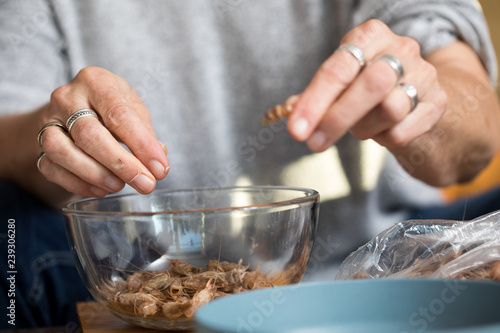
[62,185,319,217]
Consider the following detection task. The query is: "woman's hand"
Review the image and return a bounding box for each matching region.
[36,66,169,198]
[287,19,447,152]
[285,19,500,186]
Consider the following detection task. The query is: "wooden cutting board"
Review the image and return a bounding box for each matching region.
[76,302,195,333]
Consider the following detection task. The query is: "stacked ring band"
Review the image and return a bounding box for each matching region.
[337,44,366,69]
[400,84,419,111]
[377,54,404,85]
[66,108,99,134]
[36,152,46,172]
[37,121,67,147]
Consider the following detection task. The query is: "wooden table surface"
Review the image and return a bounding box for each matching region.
[76,302,195,333]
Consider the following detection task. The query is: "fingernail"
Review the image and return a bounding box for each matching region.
[291,118,309,140]
[104,175,124,192]
[286,94,300,106]
[159,142,168,155]
[90,186,107,197]
[308,130,327,150]
[149,159,169,179]
[131,173,155,193]
[165,166,170,176]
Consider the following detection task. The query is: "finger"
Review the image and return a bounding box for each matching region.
[85,83,170,179]
[373,90,447,148]
[350,86,413,140]
[159,141,168,155]
[41,124,125,193]
[68,67,170,180]
[37,154,109,198]
[285,94,301,108]
[68,115,158,194]
[287,47,364,141]
[306,57,401,151]
[350,56,435,141]
[288,19,393,141]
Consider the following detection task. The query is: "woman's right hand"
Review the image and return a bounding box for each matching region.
[36,66,170,198]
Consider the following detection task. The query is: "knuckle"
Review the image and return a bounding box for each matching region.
[319,58,355,87]
[421,93,447,124]
[360,19,388,38]
[436,90,448,112]
[421,61,438,81]
[41,129,64,154]
[384,129,412,148]
[76,66,107,82]
[342,19,389,46]
[50,85,72,105]
[364,66,394,94]
[363,19,387,33]
[59,178,83,196]
[104,103,130,129]
[40,160,57,182]
[88,173,111,189]
[417,107,437,132]
[41,169,55,182]
[400,36,420,55]
[71,121,102,152]
[325,109,350,132]
[381,104,405,123]
[75,67,125,103]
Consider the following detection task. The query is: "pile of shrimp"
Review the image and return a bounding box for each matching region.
[451,261,500,281]
[349,244,500,282]
[107,259,284,320]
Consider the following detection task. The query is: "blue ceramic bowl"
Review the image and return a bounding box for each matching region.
[196,279,500,333]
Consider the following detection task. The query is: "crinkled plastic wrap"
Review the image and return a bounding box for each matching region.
[336,210,500,281]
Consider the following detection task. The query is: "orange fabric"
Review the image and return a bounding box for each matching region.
[442,148,500,202]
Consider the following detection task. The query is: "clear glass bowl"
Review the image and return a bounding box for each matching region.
[63,186,320,330]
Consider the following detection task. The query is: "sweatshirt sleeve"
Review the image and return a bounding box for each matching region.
[353,0,497,85]
[0,0,70,115]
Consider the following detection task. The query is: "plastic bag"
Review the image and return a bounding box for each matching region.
[336,210,500,281]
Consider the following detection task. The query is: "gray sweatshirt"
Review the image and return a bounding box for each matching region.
[0,0,496,276]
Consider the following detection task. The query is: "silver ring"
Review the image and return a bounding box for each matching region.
[37,121,66,147]
[337,43,365,68]
[376,54,404,85]
[36,152,46,172]
[400,83,419,111]
[66,109,98,134]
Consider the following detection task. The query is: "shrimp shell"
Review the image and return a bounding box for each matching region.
[162,301,191,320]
[116,292,159,317]
[141,272,173,291]
[262,104,293,126]
[183,279,216,318]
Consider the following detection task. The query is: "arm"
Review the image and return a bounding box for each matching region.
[0,108,74,208]
[390,41,500,186]
[0,2,74,207]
